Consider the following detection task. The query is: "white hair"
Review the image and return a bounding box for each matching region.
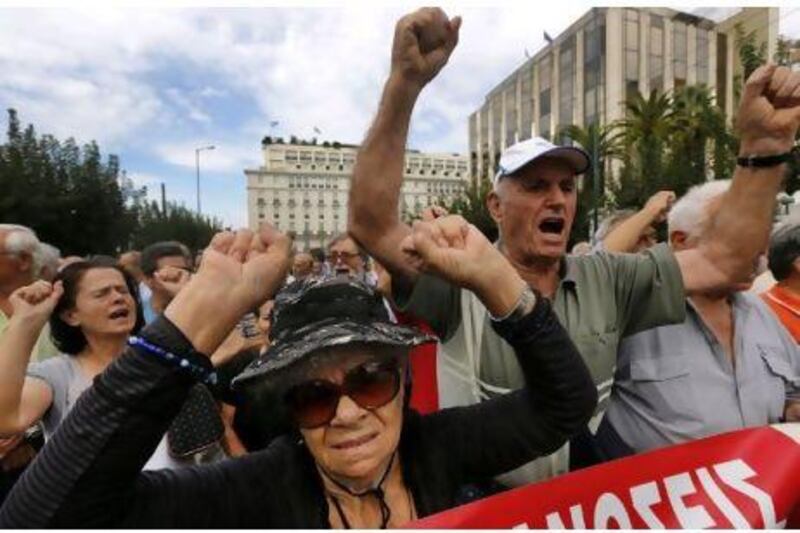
[593,209,637,245]
[667,180,731,241]
[34,242,61,280]
[0,224,39,256]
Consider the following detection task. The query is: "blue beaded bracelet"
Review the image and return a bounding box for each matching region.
[128,336,218,386]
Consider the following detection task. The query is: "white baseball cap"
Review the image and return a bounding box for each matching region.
[493,137,591,186]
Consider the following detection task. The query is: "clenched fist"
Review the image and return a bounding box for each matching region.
[391,8,461,91]
[8,281,63,331]
[400,215,527,317]
[737,64,800,155]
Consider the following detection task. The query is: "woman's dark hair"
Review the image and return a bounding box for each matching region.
[49,256,145,355]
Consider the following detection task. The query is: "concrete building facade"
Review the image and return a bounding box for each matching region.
[245,139,469,250]
[468,7,780,185]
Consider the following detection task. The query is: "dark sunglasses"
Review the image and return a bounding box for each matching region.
[284,359,401,429]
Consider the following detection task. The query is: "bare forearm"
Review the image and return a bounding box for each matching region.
[603,208,658,253]
[0,318,42,432]
[349,75,419,252]
[701,163,783,282]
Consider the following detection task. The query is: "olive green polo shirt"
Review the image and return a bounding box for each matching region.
[0,309,58,362]
[395,243,686,484]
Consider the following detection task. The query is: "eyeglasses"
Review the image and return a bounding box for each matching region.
[284,359,401,429]
[328,251,361,263]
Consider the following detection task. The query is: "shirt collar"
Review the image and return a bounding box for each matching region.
[766,284,800,310]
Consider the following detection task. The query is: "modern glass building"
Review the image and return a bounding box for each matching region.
[468,7,779,185]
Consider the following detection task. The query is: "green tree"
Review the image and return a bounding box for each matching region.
[734,23,767,80]
[0,109,223,255]
[443,179,498,242]
[611,90,674,209]
[666,85,735,195]
[129,200,222,252]
[563,122,623,241]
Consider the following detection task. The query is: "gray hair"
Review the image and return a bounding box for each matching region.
[768,219,800,281]
[34,242,61,280]
[593,209,637,245]
[0,224,40,256]
[667,180,732,241]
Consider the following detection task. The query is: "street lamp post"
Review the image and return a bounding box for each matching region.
[195,145,215,215]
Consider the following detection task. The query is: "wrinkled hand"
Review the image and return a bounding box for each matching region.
[400,215,526,316]
[165,223,292,356]
[420,205,449,222]
[0,438,35,472]
[197,224,293,313]
[644,190,676,223]
[154,266,192,298]
[8,280,63,329]
[391,8,461,91]
[0,435,24,460]
[736,64,800,155]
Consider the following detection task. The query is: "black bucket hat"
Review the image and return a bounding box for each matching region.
[232,275,435,393]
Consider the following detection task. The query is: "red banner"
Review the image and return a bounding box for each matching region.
[410,425,800,529]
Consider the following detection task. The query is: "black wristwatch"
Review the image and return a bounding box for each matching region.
[736,151,794,168]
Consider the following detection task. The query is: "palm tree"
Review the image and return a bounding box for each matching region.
[667,86,730,193]
[563,122,624,240]
[444,179,498,242]
[609,90,674,209]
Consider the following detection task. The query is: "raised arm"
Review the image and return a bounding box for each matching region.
[602,191,674,253]
[0,281,60,436]
[404,215,596,481]
[348,8,460,290]
[0,225,292,528]
[678,65,800,294]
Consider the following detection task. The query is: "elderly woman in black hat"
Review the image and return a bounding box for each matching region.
[0,221,596,528]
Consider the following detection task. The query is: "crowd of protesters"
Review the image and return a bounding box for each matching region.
[0,7,799,529]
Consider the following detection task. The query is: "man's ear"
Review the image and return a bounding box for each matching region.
[669,230,690,251]
[487,189,502,226]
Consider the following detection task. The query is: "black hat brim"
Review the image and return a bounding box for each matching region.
[232,319,436,393]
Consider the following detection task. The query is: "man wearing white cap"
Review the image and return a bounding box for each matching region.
[350,8,800,484]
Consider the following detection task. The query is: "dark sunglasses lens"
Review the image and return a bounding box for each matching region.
[346,362,400,410]
[286,381,340,429]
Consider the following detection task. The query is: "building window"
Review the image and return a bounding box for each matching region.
[538,54,552,139]
[504,82,517,147]
[649,14,664,93]
[491,93,503,154]
[696,28,709,85]
[558,35,576,140]
[584,12,605,125]
[673,21,688,87]
[520,65,534,141]
[624,9,639,103]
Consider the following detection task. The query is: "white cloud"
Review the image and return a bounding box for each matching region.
[156,141,261,173]
[7,3,795,229]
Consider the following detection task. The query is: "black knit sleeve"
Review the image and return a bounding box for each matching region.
[415,295,597,486]
[0,315,245,528]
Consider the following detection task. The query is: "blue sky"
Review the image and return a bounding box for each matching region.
[1,4,799,229]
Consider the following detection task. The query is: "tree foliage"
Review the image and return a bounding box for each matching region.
[0,109,221,255]
[443,178,498,242]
